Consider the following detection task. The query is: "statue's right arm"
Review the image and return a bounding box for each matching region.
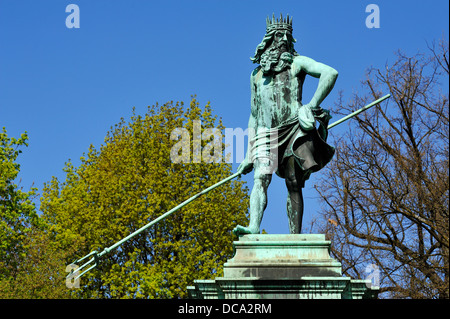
[237,71,258,175]
[237,113,255,175]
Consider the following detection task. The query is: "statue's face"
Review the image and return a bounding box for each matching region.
[258,28,295,75]
[271,30,291,54]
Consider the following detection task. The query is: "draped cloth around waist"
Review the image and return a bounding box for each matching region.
[248,116,335,187]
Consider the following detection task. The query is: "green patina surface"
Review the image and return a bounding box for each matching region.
[234,13,338,236]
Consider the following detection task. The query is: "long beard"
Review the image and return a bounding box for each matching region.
[260,45,294,75]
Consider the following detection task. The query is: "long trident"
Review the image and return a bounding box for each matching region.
[66,94,390,283]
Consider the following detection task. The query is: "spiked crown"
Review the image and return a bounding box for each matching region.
[266,13,293,33]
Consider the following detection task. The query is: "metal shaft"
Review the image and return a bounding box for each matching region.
[99,171,241,257]
[327,94,390,129]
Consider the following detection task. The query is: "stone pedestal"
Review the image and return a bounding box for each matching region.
[187,234,378,299]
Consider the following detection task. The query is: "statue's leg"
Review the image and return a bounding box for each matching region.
[233,159,272,236]
[284,157,304,234]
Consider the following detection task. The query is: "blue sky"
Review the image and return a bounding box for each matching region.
[1,0,448,235]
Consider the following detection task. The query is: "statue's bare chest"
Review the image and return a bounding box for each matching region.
[252,69,304,127]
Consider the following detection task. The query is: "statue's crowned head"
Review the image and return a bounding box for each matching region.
[251,13,298,75]
[265,13,293,33]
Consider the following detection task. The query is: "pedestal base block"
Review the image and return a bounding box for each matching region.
[188,234,378,299]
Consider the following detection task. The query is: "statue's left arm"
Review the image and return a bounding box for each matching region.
[293,56,338,133]
[294,55,338,109]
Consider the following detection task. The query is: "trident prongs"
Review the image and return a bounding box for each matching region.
[66,250,99,282]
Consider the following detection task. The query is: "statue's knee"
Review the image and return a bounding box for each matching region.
[285,173,299,191]
[254,173,271,188]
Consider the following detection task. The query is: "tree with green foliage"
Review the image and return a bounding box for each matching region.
[41,97,249,298]
[1,128,72,298]
[0,128,37,292]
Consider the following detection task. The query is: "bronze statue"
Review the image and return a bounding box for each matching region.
[234,14,338,235]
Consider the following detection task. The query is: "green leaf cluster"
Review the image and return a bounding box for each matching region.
[1,128,39,277]
[1,128,73,298]
[41,97,249,298]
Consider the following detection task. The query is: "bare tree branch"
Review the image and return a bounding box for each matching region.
[315,39,449,299]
